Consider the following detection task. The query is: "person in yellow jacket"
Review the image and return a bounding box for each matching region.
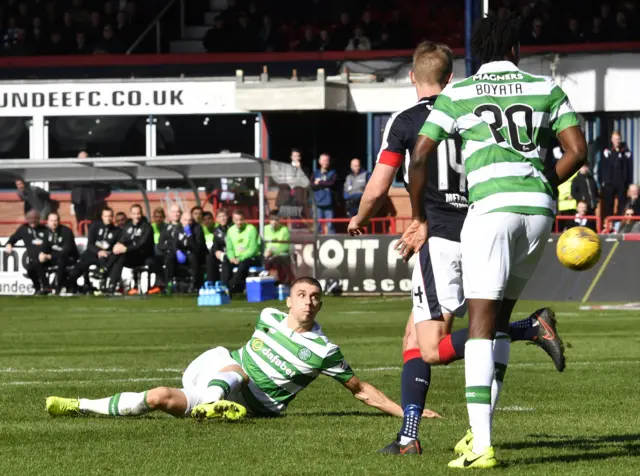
[557,171,578,230]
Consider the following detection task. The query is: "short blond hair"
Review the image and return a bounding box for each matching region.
[412,41,453,87]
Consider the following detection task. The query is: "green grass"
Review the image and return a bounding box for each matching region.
[1,296,639,475]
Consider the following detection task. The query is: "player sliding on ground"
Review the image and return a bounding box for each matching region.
[46,277,441,421]
[348,41,567,457]
[397,13,587,469]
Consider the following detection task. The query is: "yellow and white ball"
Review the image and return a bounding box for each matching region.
[556,226,602,271]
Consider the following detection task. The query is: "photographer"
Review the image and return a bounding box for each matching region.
[4,210,50,294]
[67,207,120,294]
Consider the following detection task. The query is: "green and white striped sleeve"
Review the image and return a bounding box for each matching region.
[419,90,457,142]
[320,346,354,384]
[549,81,580,134]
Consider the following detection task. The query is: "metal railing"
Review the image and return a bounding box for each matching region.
[126,0,184,54]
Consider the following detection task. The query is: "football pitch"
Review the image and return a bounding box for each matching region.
[1,296,638,475]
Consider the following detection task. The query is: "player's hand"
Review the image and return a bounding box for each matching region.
[215,251,224,261]
[422,408,443,419]
[97,250,109,258]
[5,244,12,254]
[347,215,368,236]
[395,220,427,262]
[230,258,239,265]
[38,252,48,263]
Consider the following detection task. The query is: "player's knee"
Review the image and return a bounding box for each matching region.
[146,387,173,409]
[420,347,442,365]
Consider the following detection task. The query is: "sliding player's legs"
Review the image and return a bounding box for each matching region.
[450,212,552,469]
[46,347,249,420]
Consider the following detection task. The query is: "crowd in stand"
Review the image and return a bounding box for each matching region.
[202,0,462,53]
[496,0,640,45]
[0,0,145,56]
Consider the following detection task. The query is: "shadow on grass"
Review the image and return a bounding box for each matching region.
[288,411,391,418]
[503,433,640,450]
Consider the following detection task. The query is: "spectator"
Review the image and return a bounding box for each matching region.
[115,211,127,228]
[346,27,371,51]
[360,10,381,43]
[298,26,318,51]
[333,12,353,50]
[258,15,278,52]
[206,208,231,286]
[4,210,50,295]
[312,153,337,234]
[232,12,257,52]
[202,16,229,53]
[47,30,68,55]
[3,16,20,50]
[387,9,412,48]
[373,30,392,50]
[4,28,30,55]
[67,207,120,294]
[318,29,336,51]
[619,207,640,233]
[45,212,79,294]
[15,179,57,221]
[105,204,154,294]
[115,10,133,48]
[600,3,615,33]
[201,211,215,247]
[71,152,111,230]
[343,158,369,217]
[569,201,597,232]
[613,11,634,41]
[264,210,293,285]
[61,11,76,47]
[103,1,116,26]
[16,2,30,29]
[571,163,599,215]
[523,17,549,45]
[70,0,90,26]
[626,183,640,215]
[587,16,607,42]
[190,206,203,225]
[565,17,585,43]
[88,11,102,45]
[97,24,124,53]
[225,210,261,292]
[600,131,633,222]
[151,207,166,245]
[27,16,46,54]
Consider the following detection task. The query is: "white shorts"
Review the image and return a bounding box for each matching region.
[180,347,247,414]
[412,237,466,324]
[461,210,553,301]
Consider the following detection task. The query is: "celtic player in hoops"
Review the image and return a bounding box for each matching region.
[46,277,441,421]
[349,41,566,457]
[397,14,587,469]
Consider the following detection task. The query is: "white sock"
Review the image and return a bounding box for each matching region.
[465,338,494,454]
[491,333,511,422]
[79,392,151,416]
[201,371,244,404]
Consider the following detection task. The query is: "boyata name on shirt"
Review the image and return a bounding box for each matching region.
[475,83,523,96]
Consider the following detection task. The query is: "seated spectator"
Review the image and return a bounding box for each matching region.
[72,31,91,54]
[201,211,215,248]
[115,211,127,228]
[569,201,597,232]
[298,26,318,51]
[17,2,31,29]
[522,17,549,45]
[373,30,392,50]
[232,12,258,52]
[115,10,133,48]
[67,207,120,294]
[587,16,608,42]
[387,9,412,48]
[202,16,229,53]
[626,184,639,215]
[88,11,103,45]
[158,210,202,294]
[27,17,46,55]
[343,158,369,217]
[333,12,353,50]
[4,210,50,294]
[264,211,293,285]
[4,16,21,50]
[105,204,154,294]
[312,154,336,234]
[206,208,231,285]
[571,163,599,215]
[70,0,91,26]
[346,27,371,51]
[318,29,337,51]
[103,1,116,26]
[258,15,279,52]
[564,17,585,43]
[96,24,124,53]
[47,30,68,55]
[151,207,166,246]
[45,212,79,294]
[619,207,640,233]
[360,10,381,44]
[15,179,57,221]
[225,210,261,292]
[613,11,634,41]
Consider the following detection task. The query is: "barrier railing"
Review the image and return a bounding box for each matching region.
[77,220,92,237]
[603,216,640,233]
[554,215,601,233]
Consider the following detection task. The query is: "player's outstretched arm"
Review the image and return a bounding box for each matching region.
[553,126,588,187]
[348,163,398,235]
[342,376,441,418]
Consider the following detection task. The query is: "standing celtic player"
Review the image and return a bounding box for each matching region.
[46,277,440,421]
[397,13,587,469]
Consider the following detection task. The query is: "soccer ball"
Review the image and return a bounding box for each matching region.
[556,226,602,271]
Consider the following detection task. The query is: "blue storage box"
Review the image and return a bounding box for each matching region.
[246,276,277,302]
